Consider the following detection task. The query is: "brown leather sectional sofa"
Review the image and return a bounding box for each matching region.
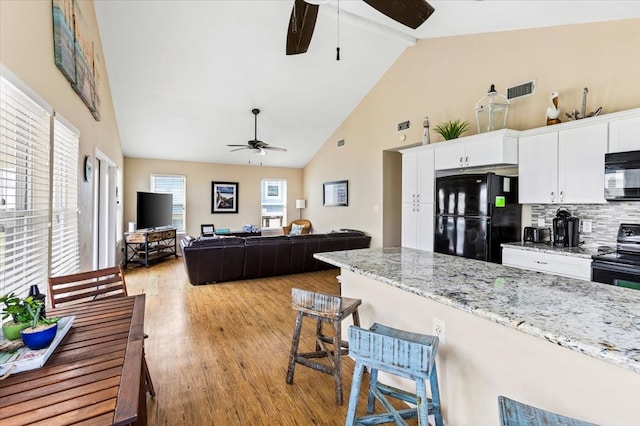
[180,230,371,285]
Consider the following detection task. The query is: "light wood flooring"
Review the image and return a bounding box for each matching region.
[124,258,419,425]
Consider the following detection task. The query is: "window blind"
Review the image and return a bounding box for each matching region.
[150,175,185,232]
[50,116,80,278]
[0,76,51,299]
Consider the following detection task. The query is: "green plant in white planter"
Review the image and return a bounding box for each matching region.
[433,119,470,140]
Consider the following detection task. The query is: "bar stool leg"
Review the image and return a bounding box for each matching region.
[333,317,343,405]
[286,311,304,385]
[416,376,429,425]
[430,363,444,426]
[345,360,366,425]
[367,368,378,413]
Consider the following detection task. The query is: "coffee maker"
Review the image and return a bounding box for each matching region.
[553,208,580,247]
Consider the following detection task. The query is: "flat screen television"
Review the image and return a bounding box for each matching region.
[136,191,173,230]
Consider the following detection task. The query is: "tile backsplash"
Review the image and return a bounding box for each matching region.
[530,202,640,247]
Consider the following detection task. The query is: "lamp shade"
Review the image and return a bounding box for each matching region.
[295,199,306,209]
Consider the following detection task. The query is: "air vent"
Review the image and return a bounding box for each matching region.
[337,139,345,147]
[506,80,536,100]
[397,120,410,131]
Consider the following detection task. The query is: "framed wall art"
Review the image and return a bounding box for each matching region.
[323,180,348,207]
[212,182,238,213]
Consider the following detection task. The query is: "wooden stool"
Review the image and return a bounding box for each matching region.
[345,323,444,426]
[286,287,361,405]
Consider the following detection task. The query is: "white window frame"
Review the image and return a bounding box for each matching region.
[1,68,80,307]
[260,179,287,229]
[1,72,52,301]
[150,174,186,232]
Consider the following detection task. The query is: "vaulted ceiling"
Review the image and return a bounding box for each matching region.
[94,1,640,168]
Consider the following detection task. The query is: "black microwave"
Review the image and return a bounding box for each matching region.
[604,150,640,201]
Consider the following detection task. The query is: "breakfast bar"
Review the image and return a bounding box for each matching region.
[315,247,640,426]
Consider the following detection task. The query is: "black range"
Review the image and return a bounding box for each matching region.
[592,223,640,290]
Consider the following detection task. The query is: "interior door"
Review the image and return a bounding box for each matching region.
[93,150,117,269]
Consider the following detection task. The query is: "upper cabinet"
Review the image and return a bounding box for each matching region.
[434,129,518,170]
[519,122,608,204]
[402,145,435,204]
[401,145,435,251]
[609,111,640,153]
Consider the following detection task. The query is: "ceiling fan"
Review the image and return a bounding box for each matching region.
[227,109,287,156]
[286,0,435,55]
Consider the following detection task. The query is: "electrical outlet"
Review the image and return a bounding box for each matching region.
[582,220,592,233]
[433,317,446,344]
[537,218,546,227]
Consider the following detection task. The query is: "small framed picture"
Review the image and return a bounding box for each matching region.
[212,182,238,213]
[323,180,348,207]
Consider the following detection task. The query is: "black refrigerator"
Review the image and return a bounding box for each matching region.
[434,173,521,263]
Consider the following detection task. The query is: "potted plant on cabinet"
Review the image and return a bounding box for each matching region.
[433,119,470,140]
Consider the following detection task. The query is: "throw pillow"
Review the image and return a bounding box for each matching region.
[290,223,305,236]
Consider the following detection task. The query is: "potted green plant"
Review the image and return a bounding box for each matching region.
[1,292,31,340]
[19,297,60,350]
[433,119,470,140]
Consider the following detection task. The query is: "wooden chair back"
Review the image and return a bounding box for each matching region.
[48,266,128,308]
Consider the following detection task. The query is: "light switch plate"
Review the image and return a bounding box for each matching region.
[537,218,546,227]
[582,220,592,233]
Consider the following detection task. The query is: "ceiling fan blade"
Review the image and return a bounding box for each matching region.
[264,146,287,152]
[362,0,435,29]
[227,144,250,147]
[229,147,250,152]
[286,0,319,55]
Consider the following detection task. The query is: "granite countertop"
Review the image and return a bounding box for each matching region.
[501,241,613,259]
[315,247,640,374]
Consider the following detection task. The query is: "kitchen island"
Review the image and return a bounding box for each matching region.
[315,247,640,426]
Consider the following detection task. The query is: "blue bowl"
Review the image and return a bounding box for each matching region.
[20,323,58,350]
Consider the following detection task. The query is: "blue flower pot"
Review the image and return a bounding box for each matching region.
[20,323,58,350]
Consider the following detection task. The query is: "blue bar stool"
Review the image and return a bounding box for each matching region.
[498,396,598,426]
[286,288,361,405]
[345,323,444,426]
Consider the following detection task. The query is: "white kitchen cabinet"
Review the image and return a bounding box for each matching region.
[609,112,640,153]
[401,146,434,204]
[502,247,592,281]
[434,129,518,170]
[401,145,435,251]
[401,201,434,251]
[518,122,608,204]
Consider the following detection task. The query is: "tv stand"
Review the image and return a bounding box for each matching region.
[124,228,177,268]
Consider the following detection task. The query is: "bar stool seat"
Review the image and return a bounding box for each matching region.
[286,287,361,405]
[345,323,444,426]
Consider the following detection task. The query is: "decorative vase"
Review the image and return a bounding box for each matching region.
[20,323,58,350]
[2,321,30,341]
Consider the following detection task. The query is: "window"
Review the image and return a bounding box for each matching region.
[260,179,286,229]
[1,75,52,299]
[0,74,80,302]
[50,116,80,277]
[150,174,186,232]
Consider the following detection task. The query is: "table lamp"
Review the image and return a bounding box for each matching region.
[295,199,306,220]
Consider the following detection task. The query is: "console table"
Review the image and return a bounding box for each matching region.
[124,227,177,268]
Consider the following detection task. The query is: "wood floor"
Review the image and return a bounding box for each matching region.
[124,258,419,426]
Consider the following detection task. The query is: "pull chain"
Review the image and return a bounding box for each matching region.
[336,0,340,60]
